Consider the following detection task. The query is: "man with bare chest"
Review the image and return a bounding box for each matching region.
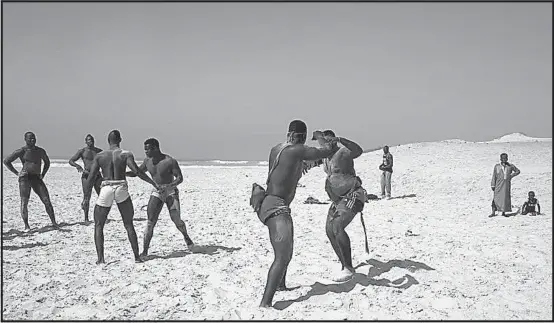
[127,138,195,258]
[317,130,366,282]
[3,132,58,231]
[249,120,337,308]
[83,130,159,264]
[69,134,103,222]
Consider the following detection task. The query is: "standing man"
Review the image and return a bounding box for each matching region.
[69,134,103,222]
[126,138,195,258]
[250,120,336,308]
[316,130,366,282]
[3,132,58,231]
[83,130,159,264]
[490,153,520,217]
[379,145,393,199]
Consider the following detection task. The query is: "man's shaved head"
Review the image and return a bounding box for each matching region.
[108,130,122,144]
[288,120,307,134]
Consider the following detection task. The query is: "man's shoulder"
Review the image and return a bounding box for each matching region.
[163,154,176,162]
[15,146,27,154]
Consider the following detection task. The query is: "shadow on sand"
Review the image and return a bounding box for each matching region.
[387,194,417,200]
[141,245,242,262]
[2,242,48,251]
[273,258,434,310]
[2,224,73,241]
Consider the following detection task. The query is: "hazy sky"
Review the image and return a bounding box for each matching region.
[2,2,552,160]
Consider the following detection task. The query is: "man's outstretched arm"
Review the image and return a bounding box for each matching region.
[125,159,147,177]
[126,154,159,189]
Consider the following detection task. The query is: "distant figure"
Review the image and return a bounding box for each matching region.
[490,153,520,217]
[126,138,195,258]
[3,132,58,231]
[69,134,103,222]
[521,191,541,216]
[379,146,393,199]
[318,130,366,282]
[249,120,336,308]
[83,130,159,264]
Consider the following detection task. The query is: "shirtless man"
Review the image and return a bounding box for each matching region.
[250,120,337,308]
[317,130,365,282]
[3,132,58,230]
[126,138,195,258]
[82,130,159,264]
[69,134,103,222]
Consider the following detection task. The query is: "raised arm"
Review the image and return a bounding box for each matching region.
[300,131,337,161]
[3,148,24,176]
[68,149,84,172]
[125,153,159,189]
[338,137,363,159]
[40,148,51,178]
[125,158,147,177]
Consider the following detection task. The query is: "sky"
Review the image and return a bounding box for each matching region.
[2,2,552,161]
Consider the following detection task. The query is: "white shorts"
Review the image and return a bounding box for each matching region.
[96,180,130,207]
[151,187,180,212]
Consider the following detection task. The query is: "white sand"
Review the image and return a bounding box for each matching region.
[2,137,552,320]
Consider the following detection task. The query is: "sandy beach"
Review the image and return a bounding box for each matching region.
[2,134,552,320]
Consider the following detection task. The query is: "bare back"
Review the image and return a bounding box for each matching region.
[95,149,133,180]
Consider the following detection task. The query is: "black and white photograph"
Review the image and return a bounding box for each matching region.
[1,1,552,321]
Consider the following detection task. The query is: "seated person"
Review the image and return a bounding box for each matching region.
[521,191,541,216]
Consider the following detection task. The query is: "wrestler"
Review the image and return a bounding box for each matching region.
[3,132,58,230]
[69,134,103,222]
[126,138,195,258]
[317,130,366,282]
[250,120,337,308]
[82,130,159,264]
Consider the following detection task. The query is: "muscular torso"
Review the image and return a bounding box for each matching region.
[324,147,358,197]
[80,147,102,171]
[95,149,130,180]
[324,147,355,177]
[18,146,45,175]
[266,144,304,205]
[144,155,175,185]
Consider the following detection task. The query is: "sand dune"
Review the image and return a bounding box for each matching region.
[2,138,552,320]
